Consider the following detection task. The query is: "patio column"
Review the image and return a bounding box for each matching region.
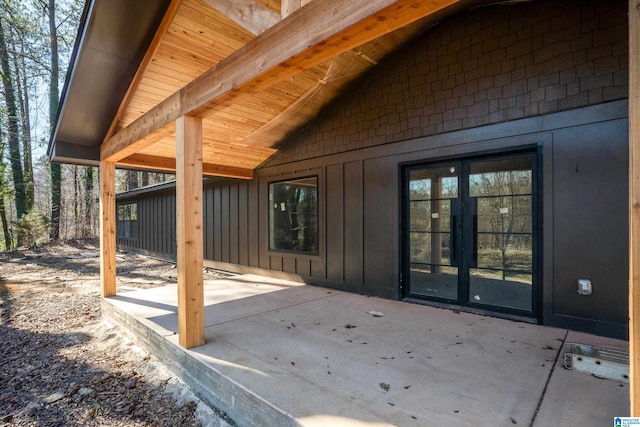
[99,160,117,297]
[630,0,640,415]
[176,115,205,349]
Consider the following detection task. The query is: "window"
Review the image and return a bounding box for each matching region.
[269,177,318,254]
[117,202,138,239]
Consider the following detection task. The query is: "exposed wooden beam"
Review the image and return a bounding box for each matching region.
[629,0,640,415]
[203,0,280,36]
[201,162,253,179]
[99,160,116,298]
[176,115,205,349]
[118,153,254,179]
[100,0,460,163]
[104,0,184,140]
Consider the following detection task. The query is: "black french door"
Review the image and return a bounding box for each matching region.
[402,150,539,317]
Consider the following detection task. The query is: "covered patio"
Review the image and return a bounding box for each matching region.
[102,273,628,426]
[48,0,640,418]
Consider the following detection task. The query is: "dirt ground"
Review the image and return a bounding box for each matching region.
[0,239,234,427]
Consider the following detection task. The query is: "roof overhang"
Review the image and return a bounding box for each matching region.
[48,0,172,165]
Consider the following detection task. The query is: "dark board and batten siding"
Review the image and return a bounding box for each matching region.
[117,0,629,338]
[117,189,176,259]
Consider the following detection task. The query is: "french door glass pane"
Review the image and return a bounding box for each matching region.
[408,165,459,300]
[468,157,533,312]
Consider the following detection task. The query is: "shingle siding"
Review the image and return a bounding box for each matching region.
[267,0,628,167]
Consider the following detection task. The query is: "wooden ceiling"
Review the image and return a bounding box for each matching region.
[105,0,461,179]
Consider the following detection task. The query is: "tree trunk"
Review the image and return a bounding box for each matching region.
[48,0,61,240]
[126,170,138,191]
[0,135,12,250]
[73,165,79,237]
[0,19,27,220]
[14,52,34,212]
[0,192,11,250]
[84,166,94,237]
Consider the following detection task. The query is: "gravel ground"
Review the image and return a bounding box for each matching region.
[0,239,235,427]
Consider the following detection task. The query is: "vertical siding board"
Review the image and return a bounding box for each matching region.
[202,189,208,259]
[221,185,230,263]
[311,260,324,277]
[156,196,162,254]
[144,198,150,251]
[258,179,270,269]
[238,181,249,266]
[205,188,214,260]
[220,184,230,262]
[283,257,296,273]
[145,198,151,252]
[147,197,152,252]
[165,194,170,256]
[161,195,167,255]
[326,164,344,280]
[151,197,160,252]
[153,197,162,252]
[230,183,239,264]
[214,186,222,261]
[296,259,311,276]
[167,194,178,259]
[363,158,395,293]
[344,161,364,284]
[248,179,260,267]
[170,194,177,258]
[270,256,283,271]
[153,197,159,253]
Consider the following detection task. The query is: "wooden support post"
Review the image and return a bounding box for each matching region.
[99,160,117,297]
[630,0,640,415]
[176,115,205,349]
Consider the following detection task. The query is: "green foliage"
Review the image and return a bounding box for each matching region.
[14,210,50,248]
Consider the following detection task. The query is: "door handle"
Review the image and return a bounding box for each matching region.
[471,197,478,268]
[450,213,458,267]
[450,198,460,267]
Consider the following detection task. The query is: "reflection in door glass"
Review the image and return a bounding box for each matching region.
[408,166,459,300]
[468,157,533,312]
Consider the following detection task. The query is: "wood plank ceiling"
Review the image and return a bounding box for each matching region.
[107,0,441,178]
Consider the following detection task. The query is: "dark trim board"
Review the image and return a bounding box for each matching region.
[550,314,628,341]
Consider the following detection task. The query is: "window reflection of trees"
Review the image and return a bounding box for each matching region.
[408,161,533,282]
[269,178,318,254]
[471,168,532,281]
[408,169,458,269]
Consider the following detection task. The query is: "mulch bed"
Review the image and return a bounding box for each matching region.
[0,239,233,426]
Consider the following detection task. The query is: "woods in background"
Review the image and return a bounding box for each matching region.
[0,0,173,250]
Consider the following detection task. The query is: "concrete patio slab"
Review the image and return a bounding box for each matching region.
[102,275,629,426]
[532,331,629,426]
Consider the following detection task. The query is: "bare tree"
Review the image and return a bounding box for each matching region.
[0,18,27,220]
[83,166,94,236]
[0,131,13,249]
[43,0,62,240]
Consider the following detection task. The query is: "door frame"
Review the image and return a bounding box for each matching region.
[400,144,543,323]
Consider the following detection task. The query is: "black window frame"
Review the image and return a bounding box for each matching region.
[117,202,138,239]
[268,176,319,255]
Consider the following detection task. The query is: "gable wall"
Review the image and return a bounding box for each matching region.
[267,0,627,166]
